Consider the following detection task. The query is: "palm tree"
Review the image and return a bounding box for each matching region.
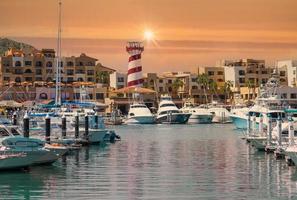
[245,80,253,101]
[172,78,184,98]
[197,73,209,103]
[96,71,109,84]
[223,80,233,104]
[208,80,218,102]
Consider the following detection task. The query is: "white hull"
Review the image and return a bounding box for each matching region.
[188,114,213,124]
[125,116,155,124]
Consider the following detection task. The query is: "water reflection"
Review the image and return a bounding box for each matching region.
[1,124,297,199]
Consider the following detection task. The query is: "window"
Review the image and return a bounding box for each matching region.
[117,77,124,82]
[239,78,245,84]
[67,69,74,75]
[191,78,197,82]
[168,87,172,92]
[77,78,84,82]
[239,70,245,76]
[217,71,224,75]
[46,61,52,67]
[168,80,172,84]
[67,61,74,66]
[24,61,32,66]
[5,68,10,73]
[4,77,10,81]
[87,77,93,82]
[96,93,104,99]
[25,77,33,81]
[74,93,80,99]
[281,93,287,99]
[291,94,297,99]
[88,94,93,99]
[208,71,214,76]
[159,79,163,83]
[15,61,22,67]
[294,70,296,75]
[39,93,48,100]
[159,87,163,92]
[15,69,23,74]
[75,70,85,74]
[46,69,53,73]
[36,69,42,75]
[192,86,198,90]
[36,77,43,81]
[280,78,286,82]
[87,70,94,75]
[67,77,74,82]
[280,71,286,76]
[24,69,32,73]
[35,61,43,67]
[218,79,224,82]
[15,77,21,82]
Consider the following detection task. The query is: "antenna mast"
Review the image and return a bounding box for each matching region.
[55,0,62,105]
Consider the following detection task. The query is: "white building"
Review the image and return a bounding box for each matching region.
[277,60,297,87]
[110,72,127,89]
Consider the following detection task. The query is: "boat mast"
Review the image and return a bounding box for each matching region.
[55,0,62,106]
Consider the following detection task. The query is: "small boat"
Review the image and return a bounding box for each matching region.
[156,95,190,124]
[205,103,231,123]
[125,102,155,124]
[180,102,213,124]
[0,152,34,170]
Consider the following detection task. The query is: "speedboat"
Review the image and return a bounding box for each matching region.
[156,95,190,124]
[125,102,155,124]
[180,102,213,124]
[207,105,231,123]
[0,152,34,170]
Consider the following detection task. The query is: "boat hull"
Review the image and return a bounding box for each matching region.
[230,116,248,129]
[0,153,35,170]
[156,113,190,124]
[125,116,155,124]
[188,114,213,124]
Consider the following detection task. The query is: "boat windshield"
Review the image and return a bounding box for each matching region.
[10,128,21,136]
[160,104,176,108]
[0,128,9,137]
[160,110,180,115]
[131,105,147,108]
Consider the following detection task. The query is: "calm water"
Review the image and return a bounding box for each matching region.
[1,124,297,200]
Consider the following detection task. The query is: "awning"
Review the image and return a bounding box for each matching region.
[0,100,23,107]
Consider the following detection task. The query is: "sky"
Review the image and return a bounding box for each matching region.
[1,0,297,72]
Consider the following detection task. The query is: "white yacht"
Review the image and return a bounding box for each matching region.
[180,102,213,124]
[204,104,231,123]
[230,70,291,129]
[125,102,155,124]
[156,95,191,124]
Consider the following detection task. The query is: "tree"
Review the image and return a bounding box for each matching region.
[96,71,109,84]
[172,78,184,98]
[245,80,253,101]
[208,80,218,102]
[223,80,233,104]
[197,73,209,103]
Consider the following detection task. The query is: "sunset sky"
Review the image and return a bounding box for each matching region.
[1,0,297,72]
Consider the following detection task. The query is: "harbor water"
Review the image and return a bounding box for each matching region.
[1,124,297,200]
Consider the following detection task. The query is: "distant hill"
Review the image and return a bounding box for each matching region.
[0,37,36,56]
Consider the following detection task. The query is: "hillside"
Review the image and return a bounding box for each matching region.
[0,37,36,55]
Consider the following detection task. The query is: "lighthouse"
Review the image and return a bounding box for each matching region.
[126,41,144,87]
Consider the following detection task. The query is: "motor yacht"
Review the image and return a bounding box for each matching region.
[156,95,190,124]
[180,102,213,124]
[125,102,155,124]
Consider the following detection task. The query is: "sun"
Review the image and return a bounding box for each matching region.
[144,30,154,41]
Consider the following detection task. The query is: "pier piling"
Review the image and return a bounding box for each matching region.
[23,113,30,138]
[289,117,294,146]
[45,114,51,143]
[62,115,66,138]
[75,112,79,139]
[85,114,89,140]
[94,113,99,129]
[12,112,17,125]
[259,114,264,136]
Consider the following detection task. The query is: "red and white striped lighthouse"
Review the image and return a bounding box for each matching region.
[126,42,144,87]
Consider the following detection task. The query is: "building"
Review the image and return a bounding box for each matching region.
[109,72,127,89]
[220,59,273,92]
[197,66,225,88]
[277,60,297,87]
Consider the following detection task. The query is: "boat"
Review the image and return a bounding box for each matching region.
[125,102,155,124]
[156,95,190,124]
[180,102,213,124]
[0,152,34,170]
[230,70,288,129]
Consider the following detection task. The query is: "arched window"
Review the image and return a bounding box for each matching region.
[46,77,53,82]
[35,61,43,67]
[46,61,52,67]
[39,93,48,100]
[67,61,74,66]
[15,61,21,67]
[24,69,32,73]
[15,77,21,82]
[77,78,84,82]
